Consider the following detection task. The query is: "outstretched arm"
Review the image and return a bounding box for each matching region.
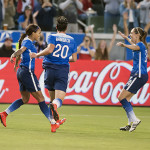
[108,24,117,53]
[118,31,135,45]
[123,12,129,36]
[144,22,150,32]
[30,44,55,58]
[90,26,96,50]
[116,42,140,50]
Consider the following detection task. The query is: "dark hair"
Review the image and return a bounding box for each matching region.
[83,35,92,45]
[56,16,68,32]
[134,27,148,49]
[19,24,40,48]
[24,5,33,25]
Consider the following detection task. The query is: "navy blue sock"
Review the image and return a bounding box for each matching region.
[39,101,51,122]
[5,99,24,115]
[120,98,133,112]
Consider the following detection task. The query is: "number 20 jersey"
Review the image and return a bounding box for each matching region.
[43,33,77,66]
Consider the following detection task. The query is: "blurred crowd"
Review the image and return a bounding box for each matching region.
[0,0,150,61]
[0,0,150,33]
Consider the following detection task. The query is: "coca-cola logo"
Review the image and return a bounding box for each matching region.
[39,62,150,105]
[0,60,9,98]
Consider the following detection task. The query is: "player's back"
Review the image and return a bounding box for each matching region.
[43,33,77,66]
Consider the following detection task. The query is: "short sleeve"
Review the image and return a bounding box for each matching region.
[136,42,142,51]
[47,34,56,45]
[21,40,31,49]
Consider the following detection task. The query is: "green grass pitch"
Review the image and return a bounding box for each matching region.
[0,104,150,150]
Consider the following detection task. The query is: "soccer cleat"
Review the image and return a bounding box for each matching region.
[51,123,60,133]
[0,112,7,127]
[57,118,66,125]
[120,125,131,131]
[129,120,141,132]
[50,103,59,121]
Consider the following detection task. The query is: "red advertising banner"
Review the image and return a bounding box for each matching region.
[0,58,150,106]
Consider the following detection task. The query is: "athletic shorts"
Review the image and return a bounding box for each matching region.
[124,74,148,94]
[17,66,41,92]
[44,66,69,92]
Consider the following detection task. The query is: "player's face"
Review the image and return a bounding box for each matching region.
[129,29,137,43]
[34,29,41,41]
[99,40,106,50]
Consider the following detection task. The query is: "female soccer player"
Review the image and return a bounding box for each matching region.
[0,24,59,132]
[116,27,148,132]
[30,16,77,124]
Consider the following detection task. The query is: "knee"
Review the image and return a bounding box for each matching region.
[22,98,29,104]
[22,95,30,104]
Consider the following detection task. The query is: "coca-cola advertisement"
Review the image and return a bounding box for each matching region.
[0,58,150,106]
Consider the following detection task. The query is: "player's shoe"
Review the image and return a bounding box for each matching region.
[57,118,66,125]
[50,103,59,121]
[129,119,141,132]
[51,123,60,133]
[0,112,7,127]
[120,125,131,131]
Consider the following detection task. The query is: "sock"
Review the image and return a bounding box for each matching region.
[120,99,137,124]
[53,98,62,109]
[5,99,24,115]
[48,105,56,124]
[39,101,55,124]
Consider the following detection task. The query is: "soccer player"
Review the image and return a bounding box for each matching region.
[0,24,59,132]
[116,27,148,132]
[30,16,77,124]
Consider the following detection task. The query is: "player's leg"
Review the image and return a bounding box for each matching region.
[49,90,66,125]
[0,91,30,127]
[118,90,140,131]
[49,90,66,119]
[31,91,59,132]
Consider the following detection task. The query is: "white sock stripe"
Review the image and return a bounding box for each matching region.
[5,108,10,115]
[53,99,61,108]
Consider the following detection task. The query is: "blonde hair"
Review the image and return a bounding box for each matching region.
[124,0,136,9]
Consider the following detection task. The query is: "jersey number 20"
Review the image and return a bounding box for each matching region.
[53,44,69,58]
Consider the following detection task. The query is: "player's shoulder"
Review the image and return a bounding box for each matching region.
[22,37,32,45]
[137,42,146,49]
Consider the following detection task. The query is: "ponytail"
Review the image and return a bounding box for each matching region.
[18,33,26,49]
[135,27,148,49]
[142,30,148,49]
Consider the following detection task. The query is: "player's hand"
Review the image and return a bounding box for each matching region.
[116,42,125,47]
[30,52,37,59]
[118,31,127,39]
[10,54,15,63]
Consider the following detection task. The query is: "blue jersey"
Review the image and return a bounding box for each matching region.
[43,33,77,66]
[20,37,37,70]
[131,42,147,77]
